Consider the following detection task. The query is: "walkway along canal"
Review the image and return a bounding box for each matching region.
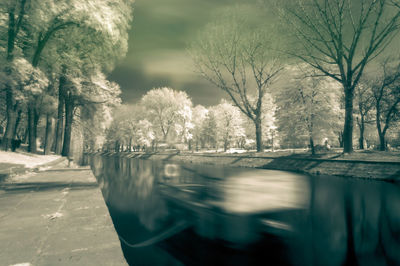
[0,165,126,266]
[90,153,400,265]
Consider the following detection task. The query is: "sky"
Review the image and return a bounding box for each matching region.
[108,0,261,107]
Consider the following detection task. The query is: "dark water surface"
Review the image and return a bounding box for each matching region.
[90,154,400,266]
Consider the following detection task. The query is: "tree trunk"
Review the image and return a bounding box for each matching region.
[2,87,18,151]
[378,130,386,151]
[343,88,354,153]
[23,127,28,144]
[338,131,344,148]
[13,110,22,139]
[163,132,168,143]
[115,141,120,152]
[44,114,55,155]
[255,118,263,152]
[2,112,17,151]
[376,107,386,151]
[2,10,21,151]
[309,137,315,155]
[54,77,65,154]
[61,95,74,157]
[358,116,365,150]
[27,105,38,153]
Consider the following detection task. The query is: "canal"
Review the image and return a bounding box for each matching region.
[90,154,400,266]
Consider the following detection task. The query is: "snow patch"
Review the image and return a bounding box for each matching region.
[42,212,63,220]
[71,248,89,252]
[10,172,36,182]
[75,206,90,210]
[225,148,247,154]
[61,188,70,195]
[0,151,60,168]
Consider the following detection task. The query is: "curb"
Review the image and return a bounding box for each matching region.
[0,157,68,183]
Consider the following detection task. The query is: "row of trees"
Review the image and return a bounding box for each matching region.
[104,87,275,152]
[190,0,400,153]
[0,0,133,160]
[356,60,400,150]
[105,75,398,154]
[276,62,400,153]
[101,1,400,154]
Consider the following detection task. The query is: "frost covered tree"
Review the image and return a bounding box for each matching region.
[0,0,133,153]
[80,102,113,152]
[32,0,132,154]
[0,0,30,150]
[241,93,277,149]
[141,87,193,143]
[200,111,218,150]
[0,58,48,150]
[212,100,245,151]
[275,65,342,154]
[60,71,121,156]
[175,105,194,146]
[105,105,155,152]
[105,105,135,152]
[191,105,209,150]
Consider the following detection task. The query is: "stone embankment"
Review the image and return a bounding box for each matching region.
[88,152,400,181]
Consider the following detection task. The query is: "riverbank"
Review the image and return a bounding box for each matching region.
[0,164,126,265]
[89,150,400,181]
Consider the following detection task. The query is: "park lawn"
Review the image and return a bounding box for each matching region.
[191,148,400,163]
[331,150,400,162]
[0,151,60,169]
[262,149,400,162]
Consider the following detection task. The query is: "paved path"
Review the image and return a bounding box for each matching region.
[0,167,127,266]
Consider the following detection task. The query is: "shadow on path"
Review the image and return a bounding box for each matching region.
[0,181,98,194]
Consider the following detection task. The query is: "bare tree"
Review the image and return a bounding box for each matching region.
[191,8,282,152]
[369,60,400,150]
[283,0,400,153]
[355,82,375,149]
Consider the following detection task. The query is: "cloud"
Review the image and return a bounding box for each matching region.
[110,0,263,106]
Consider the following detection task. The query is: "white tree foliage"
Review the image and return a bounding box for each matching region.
[0,57,48,104]
[275,64,342,149]
[141,87,193,143]
[211,100,246,151]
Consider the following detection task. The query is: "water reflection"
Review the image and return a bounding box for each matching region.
[94,156,169,231]
[90,154,400,266]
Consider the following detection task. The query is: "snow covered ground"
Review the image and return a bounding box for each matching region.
[0,151,60,168]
